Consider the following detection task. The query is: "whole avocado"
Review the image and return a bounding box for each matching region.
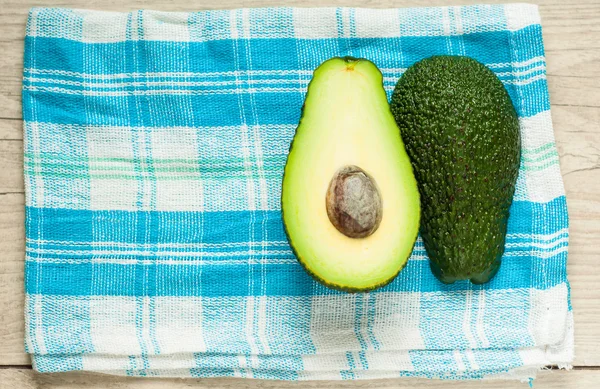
[390,55,521,284]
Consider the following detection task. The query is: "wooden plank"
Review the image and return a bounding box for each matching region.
[552,105,600,133]
[0,193,27,366]
[558,112,600,365]
[546,49,600,79]
[547,76,600,109]
[0,41,23,120]
[0,119,22,140]
[0,141,22,193]
[539,2,600,53]
[0,368,599,388]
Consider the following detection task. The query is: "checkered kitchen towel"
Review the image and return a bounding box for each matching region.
[23,4,572,380]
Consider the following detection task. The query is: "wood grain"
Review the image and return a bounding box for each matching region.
[0,0,599,386]
[0,194,27,366]
[0,119,22,140]
[2,368,600,389]
[0,141,22,193]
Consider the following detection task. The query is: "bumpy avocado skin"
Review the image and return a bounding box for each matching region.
[390,56,521,284]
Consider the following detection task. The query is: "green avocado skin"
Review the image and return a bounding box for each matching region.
[390,56,521,284]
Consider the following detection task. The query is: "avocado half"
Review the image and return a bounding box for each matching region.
[281,57,421,292]
[390,56,521,284]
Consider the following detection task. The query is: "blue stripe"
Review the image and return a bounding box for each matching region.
[24,196,568,296]
[24,197,567,244]
[25,208,288,244]
[23,25,550,128]
[24,250,567,297]
[367,295,380,350]
[343,351,356,380]
[189,368,236,378]
[33,354,84,373]
[22,78,546,124]
[24,27,543,73]
[23,66,544,88]
[353,295,368,351]
[198,359,303,379]
[23,242,567,262]
[25,228,568,251]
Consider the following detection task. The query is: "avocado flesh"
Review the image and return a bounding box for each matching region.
[390,56,521,284]
[282,57,420,292]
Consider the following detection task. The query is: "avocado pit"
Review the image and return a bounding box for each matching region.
[326,165,382,239]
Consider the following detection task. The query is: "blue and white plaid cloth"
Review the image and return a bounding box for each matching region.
[23,4,572,380]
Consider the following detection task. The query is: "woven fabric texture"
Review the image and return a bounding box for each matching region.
[23,4,572,380]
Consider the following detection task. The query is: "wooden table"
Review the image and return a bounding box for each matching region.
[1,0,598,387]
